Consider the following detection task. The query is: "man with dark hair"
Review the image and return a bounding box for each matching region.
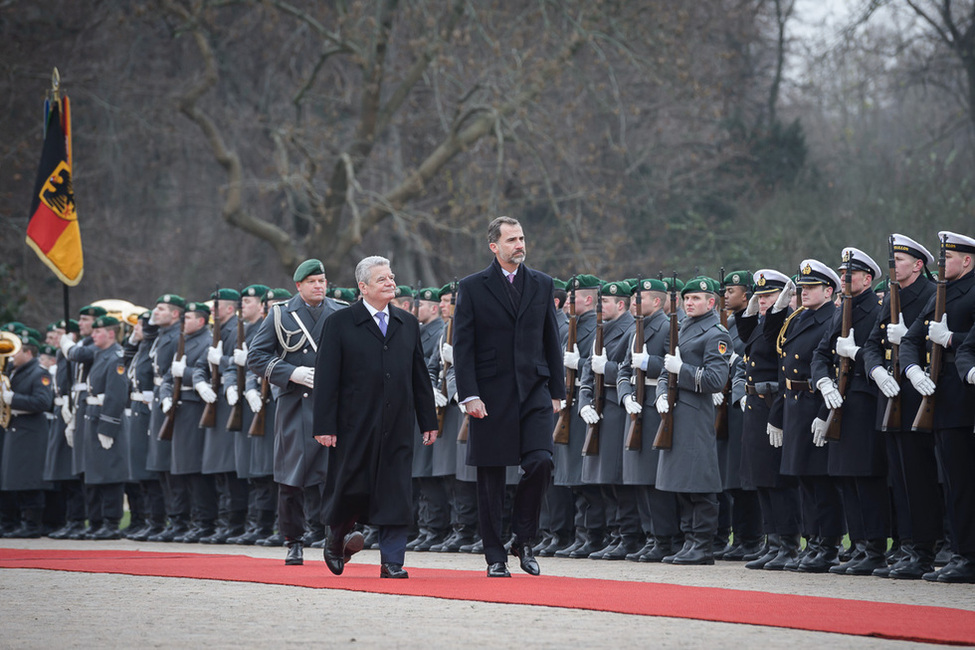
[453,216,566,577]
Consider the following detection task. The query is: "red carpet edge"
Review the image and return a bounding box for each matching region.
[2,547,973,646]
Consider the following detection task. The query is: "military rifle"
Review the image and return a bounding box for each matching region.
[582,288,604,456]
[652,272,678,450]
[824,253,854,441]
[199,283,221,428]
[226,288,245,432]
[412,281,421,319]
[912,235,947,432]
[714,267,730,440]
[247,299,271,437]
[624,276,645,451]
[881,236,902,431]
[158,314,186,441]
[437,280,456,437]
[553,277,577,445]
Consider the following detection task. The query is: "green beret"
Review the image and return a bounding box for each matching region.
[600,281,631,297]
[46,321,59,332]
[52,318,80,333]
[293,259,326,283]
[624,278,638,290]
[662,277,685,292]
[40,344,57,357]
[329,288,357,303]
[185,301,211,317]
[2,322,26,333]
[8,325,41,342]
[723,270,752,287]
[242,284,270,299]
[26,327,42,342]
[211,288,241,302]
[440,283,456,296]
[156,294,186,309]
[634,278,668,293]
[569,274,601,290]
[78,305,107,318]
[18,333,42,349]
[92,315,121,329]
[873,278,889,294]
[552,278,567,291]
[394,285,415,299]
[418,287,441,302]
[681,276,721,296]
[267,288,292,301]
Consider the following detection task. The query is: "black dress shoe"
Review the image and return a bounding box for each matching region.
[343,530,365,561]
[487,562,511,577]
[511,541,541,576]
[285,541,304,566]
[380,563,409,579]
[323,545,344,575]
[257,532,286,547]
[935,556,975,583]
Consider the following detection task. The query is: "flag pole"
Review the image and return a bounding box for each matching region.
[50,67,71,325]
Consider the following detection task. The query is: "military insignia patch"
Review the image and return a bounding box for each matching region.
[643,280,651,290]
[609,284,618,295]
[732,274,740,284]
[842,250,851,262]
[718,341,728,355]
[116,364,125,375]
[699,280,707,290]
[802,264,812,276]
[757,274,766,287]
[395,287,403,296]
[41,376,51,386]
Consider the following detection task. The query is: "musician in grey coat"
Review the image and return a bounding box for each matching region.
[654,277,732,565]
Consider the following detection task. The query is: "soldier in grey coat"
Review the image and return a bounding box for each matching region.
[654,276,732,565]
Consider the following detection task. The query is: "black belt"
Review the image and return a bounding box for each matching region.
[784,379,813,392]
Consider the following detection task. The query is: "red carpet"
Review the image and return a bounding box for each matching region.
[2,547,973,645]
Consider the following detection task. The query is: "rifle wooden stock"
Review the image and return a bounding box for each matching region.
[582,297,604,456]
[554,283,577,445]
[158,318,186,441]
[247,379,269,437]
[199,285,221,429]
[714,270,730,440]
[912,239,947,432]
[625,285,645,451]
[882,241,902,431]
[457,413,470,442]
[226,298,245,432]
[653,277,679,450]
[436,285,456,436]
[825,257,855,441]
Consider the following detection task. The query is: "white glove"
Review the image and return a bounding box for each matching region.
[563,344,581,370]
[663,347,683,375]
[290,366,315,388]
[148,311,157,326]
[740,396,747,412]
[729,351,740,367]
[590,349,608,375]
[226,384,239,406]
[233,344,248,367]
[967,368,975,385]
[98,433,114,450]
[170,355,187,378]
[905,365,936,396]
[64,426,74,447]
[457,400,467,415]
[767,423,783,448]
[245,388,263,413]
[559,399,566,410]
[623,394,643,415]
[655,394,669,414]
[928,314,952,347]
[870,366,900,398]
[816,376,843,410]
[580,404,600,424]
[744,293,760,317]
[0,387,12,404]
[772,279,795,313]
[441,342,454,365]
[887,316,907,346]
[811,417,827,447]
[434,389,448,408]
[712,392,724,406]
[59,333,75,356]
[207,341,223,366]
[835,329,859,360]
[142,390,154,404]
[631,345,649,371]
[162,397,173,414]
[60,400,73,424]
[195,381,217,404]
[49,364,58,378]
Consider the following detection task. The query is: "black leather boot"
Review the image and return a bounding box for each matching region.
[745,534,780,570]
[846,538,888,576]
[799,536,840,573]
[285,539,304,565]
[672,533,715,565]
[829,539,867,574]
[568,529,605,559]
[764,534,800,571]
[554,528,587,558]
[889,543,935,580]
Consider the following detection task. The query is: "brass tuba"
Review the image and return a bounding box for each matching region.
[0,331,23,428]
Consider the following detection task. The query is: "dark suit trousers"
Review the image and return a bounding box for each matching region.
[477,450,553,565]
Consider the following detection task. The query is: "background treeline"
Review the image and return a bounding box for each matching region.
[1,0,973,325]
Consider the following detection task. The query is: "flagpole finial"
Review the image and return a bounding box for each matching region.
[51,67,61,102]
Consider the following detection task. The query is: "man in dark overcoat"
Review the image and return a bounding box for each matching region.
[314,256,437,579]
[452,216,566,578]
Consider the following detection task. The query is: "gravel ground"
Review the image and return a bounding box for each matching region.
[1,538,972,648]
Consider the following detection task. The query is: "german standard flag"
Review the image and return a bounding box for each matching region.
[26,96,83,286]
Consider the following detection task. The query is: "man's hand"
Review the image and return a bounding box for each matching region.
[712,392,724,407]
[591,349,608,375]
[663,347,683,375]
[551,399,561,414]
[870,366,900,398]
[226,385,239,406]
[59,333,75,356]
[245,389,263,413]
[195,381,217,404]
[655,394,669,415]
[64,426,74,447]
[207,341,223,366]
[811,417,827,447]
[465,398,487,419]
[630,345,649,371]
[290,366,315,388]
[835,329,860,360]
[0,387,12,404]
[315,435,336,447]
[623,394,643,415]
[98,433,114,450]
[233,343,248,367]
[563,344,581,370]
[740,396,747,412]
[744,293,760,317]
[772,279,795,313]
[767,423,783,448]
[887,316,907,345]
[580,404,600,425]
[162,397,173,414]
[170,355,187,378]
[441,342,454,365]
[433,388,448,408]
[967,368,975,385]
[422,430,438,446]
[928,314,952,347]
[905,365,936,396]
[816,377,843,410]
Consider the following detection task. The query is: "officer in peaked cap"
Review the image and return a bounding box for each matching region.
[861,233,938,579]
[811,246,886,576]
